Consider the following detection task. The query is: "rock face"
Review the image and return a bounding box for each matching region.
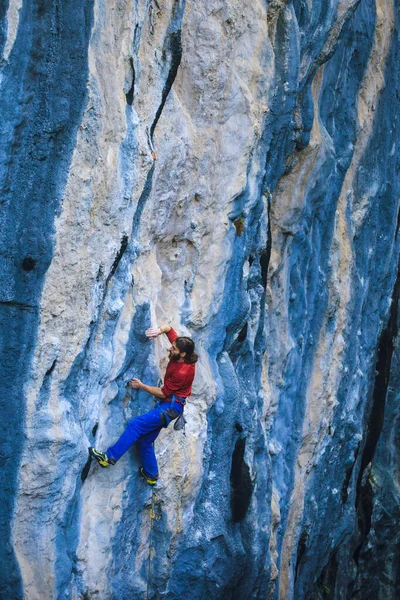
[1,0,399,598]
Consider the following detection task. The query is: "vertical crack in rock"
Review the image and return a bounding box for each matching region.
[237,322,248,343]
[36,358,58,411]
[150,1,184,138]
[230,436,254,522]
[0,0,94,596]
[80,456,92,484]
[132,162,155,233]
[340,442,360,505]
[315,551,339,600]
[354,257,400,564]
[45,359,57,378]
[260,195,272,289]
[295,530,309,582]
[396,203,400,240]
[108,235,129,280]
[125,56,135,105]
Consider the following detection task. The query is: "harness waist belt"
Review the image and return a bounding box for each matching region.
[168,394,186,406]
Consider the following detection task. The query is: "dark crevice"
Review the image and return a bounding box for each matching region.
[150,29,182,138]
[237,322,248,343]
[340,442,360,504]
[132,163,155,232]
[108,235,129,280]
[21,257,36,271]
[340,463,354,504]
[96,265,104,281]
[260,197,272,288]
[230,436,253,522]
[45,359,57,378]
[81,456,92,483]
[248,254,254,266]
[62,318,97,400]
[396,203,400,240]
[295,529,309,582]
[354,256,400,560]
[228,321,248,361]
[125,57,135,105]
[357,262,400,474]
[353,475,373,565]
[314,551,338,600]
[0,300,39,311]
[341,465,354,504]
[92,421,98,437]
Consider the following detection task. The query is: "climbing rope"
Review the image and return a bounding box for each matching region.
[146,488,163,600]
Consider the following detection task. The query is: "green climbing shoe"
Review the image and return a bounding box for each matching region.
[139,467,158,486]
[89,447,115,468]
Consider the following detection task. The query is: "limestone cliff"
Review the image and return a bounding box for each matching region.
[1,1,399,599]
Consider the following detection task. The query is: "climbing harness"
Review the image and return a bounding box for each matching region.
[146,488,163,600]
[170,394,187,433]
[157,394,187,430]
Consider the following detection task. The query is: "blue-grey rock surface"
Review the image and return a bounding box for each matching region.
[0,1,399,599]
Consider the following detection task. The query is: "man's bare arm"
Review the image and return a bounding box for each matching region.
[145,323,172,338]
[129,324,173,399]
[128,378,166,398]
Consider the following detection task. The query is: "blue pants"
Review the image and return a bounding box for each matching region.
[106,402,182,478]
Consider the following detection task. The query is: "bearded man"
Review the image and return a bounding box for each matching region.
[89,324,197,485]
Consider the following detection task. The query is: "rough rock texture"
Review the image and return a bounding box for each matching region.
[1,1,399,599]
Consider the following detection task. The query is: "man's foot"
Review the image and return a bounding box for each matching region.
[139,467,158,486]
[89,447,115,467]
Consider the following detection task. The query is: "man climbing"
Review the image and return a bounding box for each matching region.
[89,324,197,485]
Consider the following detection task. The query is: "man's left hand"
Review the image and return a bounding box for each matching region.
[128,378,142,389]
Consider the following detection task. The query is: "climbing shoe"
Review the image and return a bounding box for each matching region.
[139,467,158,486]
[88,447,115,468]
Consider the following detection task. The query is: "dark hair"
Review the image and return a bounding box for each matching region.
[175,336,198,364]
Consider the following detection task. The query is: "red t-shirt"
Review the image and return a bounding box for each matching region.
[161,328,195,399]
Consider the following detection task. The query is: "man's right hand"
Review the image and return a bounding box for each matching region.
[128,378,143,389]
[146,323,172,338]
[145,327,161,338]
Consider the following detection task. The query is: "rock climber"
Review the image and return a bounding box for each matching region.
[89,324,197,485]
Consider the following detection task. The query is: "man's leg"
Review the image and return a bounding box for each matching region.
[106,406,163,462]
[137,428,162,480]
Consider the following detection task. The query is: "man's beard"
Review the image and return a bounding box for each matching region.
[169,350,181,362]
